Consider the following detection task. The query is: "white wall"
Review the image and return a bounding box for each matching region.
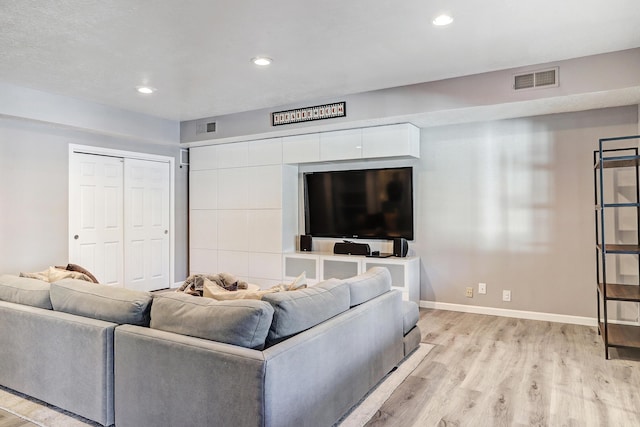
[0,108,188,281]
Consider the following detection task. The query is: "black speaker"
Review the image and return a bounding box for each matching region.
[300,235,312,252]
[333,241,371,256]
[393,238,408,257]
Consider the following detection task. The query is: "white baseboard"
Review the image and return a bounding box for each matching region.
[419,300,598,327]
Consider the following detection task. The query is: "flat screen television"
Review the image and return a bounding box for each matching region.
[304,166,414,240]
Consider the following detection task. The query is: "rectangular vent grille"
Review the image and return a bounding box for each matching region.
[513,67,558,90]
[514,73,535,90]
[196,120,216,134]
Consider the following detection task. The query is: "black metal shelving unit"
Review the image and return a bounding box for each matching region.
[594,135,640,359]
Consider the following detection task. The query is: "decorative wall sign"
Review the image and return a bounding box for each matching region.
[271,102,346,126]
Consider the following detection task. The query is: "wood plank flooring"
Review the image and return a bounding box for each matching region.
[0,409,36,427]
[367,309,640,427]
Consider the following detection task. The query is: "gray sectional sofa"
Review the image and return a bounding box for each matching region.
[0,267,421,427]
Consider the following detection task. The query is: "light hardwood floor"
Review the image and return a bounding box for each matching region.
[0,409,36,427]
[368,309,640,427]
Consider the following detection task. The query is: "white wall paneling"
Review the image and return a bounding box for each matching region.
[189,210,218,250]
[248,138,282,166]
[217,210,249,251]
[217,141,248,168]
[282,133,320,164]
[189,145,217,171]
[189,139,298,283]
[189,170,218,210]
[218,250,249,278]
[217,168,249,208]
[248,252,283,284]
[190,249,218,275]
[248,210,284,253]
[249,165,283,209]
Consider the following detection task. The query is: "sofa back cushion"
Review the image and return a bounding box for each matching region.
[262,279,350,346]
[0,274,52,309]
[50,279,153,326]
[150,292,274,350]
[343,267,392,307]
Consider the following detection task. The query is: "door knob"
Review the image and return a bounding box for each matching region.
[164,230,168,234]
[74,235,79,240]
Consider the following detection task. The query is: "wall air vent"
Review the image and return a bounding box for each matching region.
[195,120,216,135]
[513,67,558,91]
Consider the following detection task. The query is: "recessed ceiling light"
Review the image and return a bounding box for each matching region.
[136,86,155,94]
[252,57,273,66]
[432,14,453,26]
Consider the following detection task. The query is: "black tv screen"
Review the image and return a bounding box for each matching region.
[304,166,414,240]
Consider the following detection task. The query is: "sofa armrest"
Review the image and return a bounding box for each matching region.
[0,300,116,426]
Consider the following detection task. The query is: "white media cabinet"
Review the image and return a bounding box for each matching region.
[188,123,420,286]
[283,252,420,304]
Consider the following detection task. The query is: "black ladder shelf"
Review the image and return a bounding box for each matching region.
[594,134,640,359]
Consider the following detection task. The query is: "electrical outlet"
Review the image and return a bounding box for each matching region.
[478,282,487,294]
[502,290,511,302]
[465,287,473,298]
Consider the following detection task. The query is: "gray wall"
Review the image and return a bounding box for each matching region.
[414,106,638,317]
[0,117,188,281]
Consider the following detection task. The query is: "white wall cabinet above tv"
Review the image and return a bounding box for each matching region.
[282,123,420,164]
[361,124,420,159]
[283,252,420,304]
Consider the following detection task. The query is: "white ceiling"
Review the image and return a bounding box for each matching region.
[1,0,640,122]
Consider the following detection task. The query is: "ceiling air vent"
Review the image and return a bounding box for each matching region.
[195,120,217,135]
[513,67,558,91]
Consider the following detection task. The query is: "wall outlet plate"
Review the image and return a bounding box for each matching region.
[478,282,486,294]
[465,287,473,298]
[502,290,511,302]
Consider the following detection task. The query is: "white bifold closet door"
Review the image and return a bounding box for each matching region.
[69,153,170,291]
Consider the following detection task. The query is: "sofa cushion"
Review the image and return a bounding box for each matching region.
[0,274,53,309]
[402,300,419,335]
[343,267,392,307]
[150,292,274,350]
[50,279,153,326]
[262,279,350,345]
